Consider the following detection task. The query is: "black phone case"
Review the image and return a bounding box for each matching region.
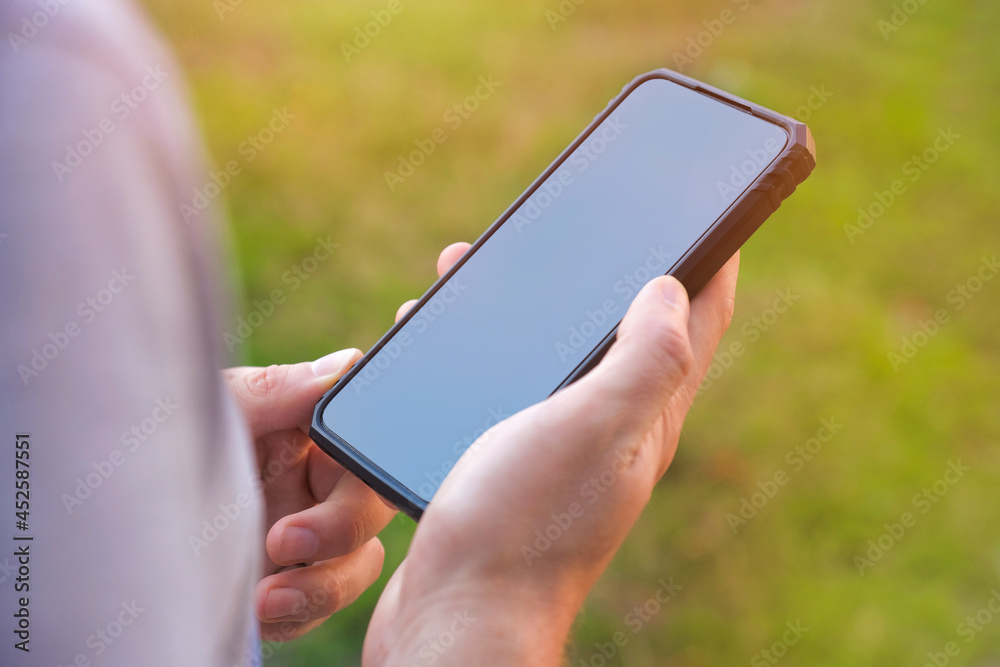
[311,68,816,521]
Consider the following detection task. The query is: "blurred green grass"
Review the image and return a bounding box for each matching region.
[141,0,1000,664]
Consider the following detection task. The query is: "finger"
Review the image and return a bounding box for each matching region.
[395,241,470,324]
[224,349,361,438]
[688,251,740,366]
[672,252,741,408]
[257,538,385,634]
[436,242,471,277]
[395,299,418,323]
[579,275,694,436]
[256,430,321,528]
[303,442,352,501]
[254,430,355,532]
[266,473,396,566]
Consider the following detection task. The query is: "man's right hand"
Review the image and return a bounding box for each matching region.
[363,243,739,666]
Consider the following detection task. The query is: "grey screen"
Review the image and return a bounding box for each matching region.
[323,77,788,502]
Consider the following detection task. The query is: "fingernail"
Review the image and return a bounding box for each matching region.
[311,349,359,377]
[661,277,686,309]
[278,526,319,562]
[264,587,308,620]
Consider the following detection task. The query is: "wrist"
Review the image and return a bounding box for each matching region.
[383,574,583,666]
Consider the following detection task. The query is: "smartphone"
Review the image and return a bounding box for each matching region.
[311,69,815,520]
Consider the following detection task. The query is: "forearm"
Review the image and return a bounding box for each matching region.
[387,596,574,665]
[372,571,589,667]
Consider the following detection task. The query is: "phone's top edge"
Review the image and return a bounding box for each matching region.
[313,66,816,428]
[628,68,813,148]
[313,68,813,422]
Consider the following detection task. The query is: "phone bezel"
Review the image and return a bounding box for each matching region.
[310,68,816,520]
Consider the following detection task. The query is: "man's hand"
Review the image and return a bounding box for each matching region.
[225,354,397,641]
[364,242,738,665]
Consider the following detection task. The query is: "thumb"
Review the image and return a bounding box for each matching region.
[225,348,362,438]
[579,275,694,436]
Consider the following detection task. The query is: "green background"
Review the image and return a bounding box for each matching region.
[142,0,1000,664]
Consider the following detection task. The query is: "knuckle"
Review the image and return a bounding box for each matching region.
[719,295,737,334]
[346,508,375,553]
[320,571,346,612]
[654,323,694,378]
[243,364,285,400]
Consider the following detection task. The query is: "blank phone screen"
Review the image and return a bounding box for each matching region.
[322,76,788,502]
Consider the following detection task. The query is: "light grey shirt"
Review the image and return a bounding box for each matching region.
[1,1,262,664]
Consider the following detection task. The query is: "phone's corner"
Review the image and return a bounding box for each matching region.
[805,125,817,164]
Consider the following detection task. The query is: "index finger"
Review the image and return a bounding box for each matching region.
[689,251,740,362]
[679,251,740,404]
